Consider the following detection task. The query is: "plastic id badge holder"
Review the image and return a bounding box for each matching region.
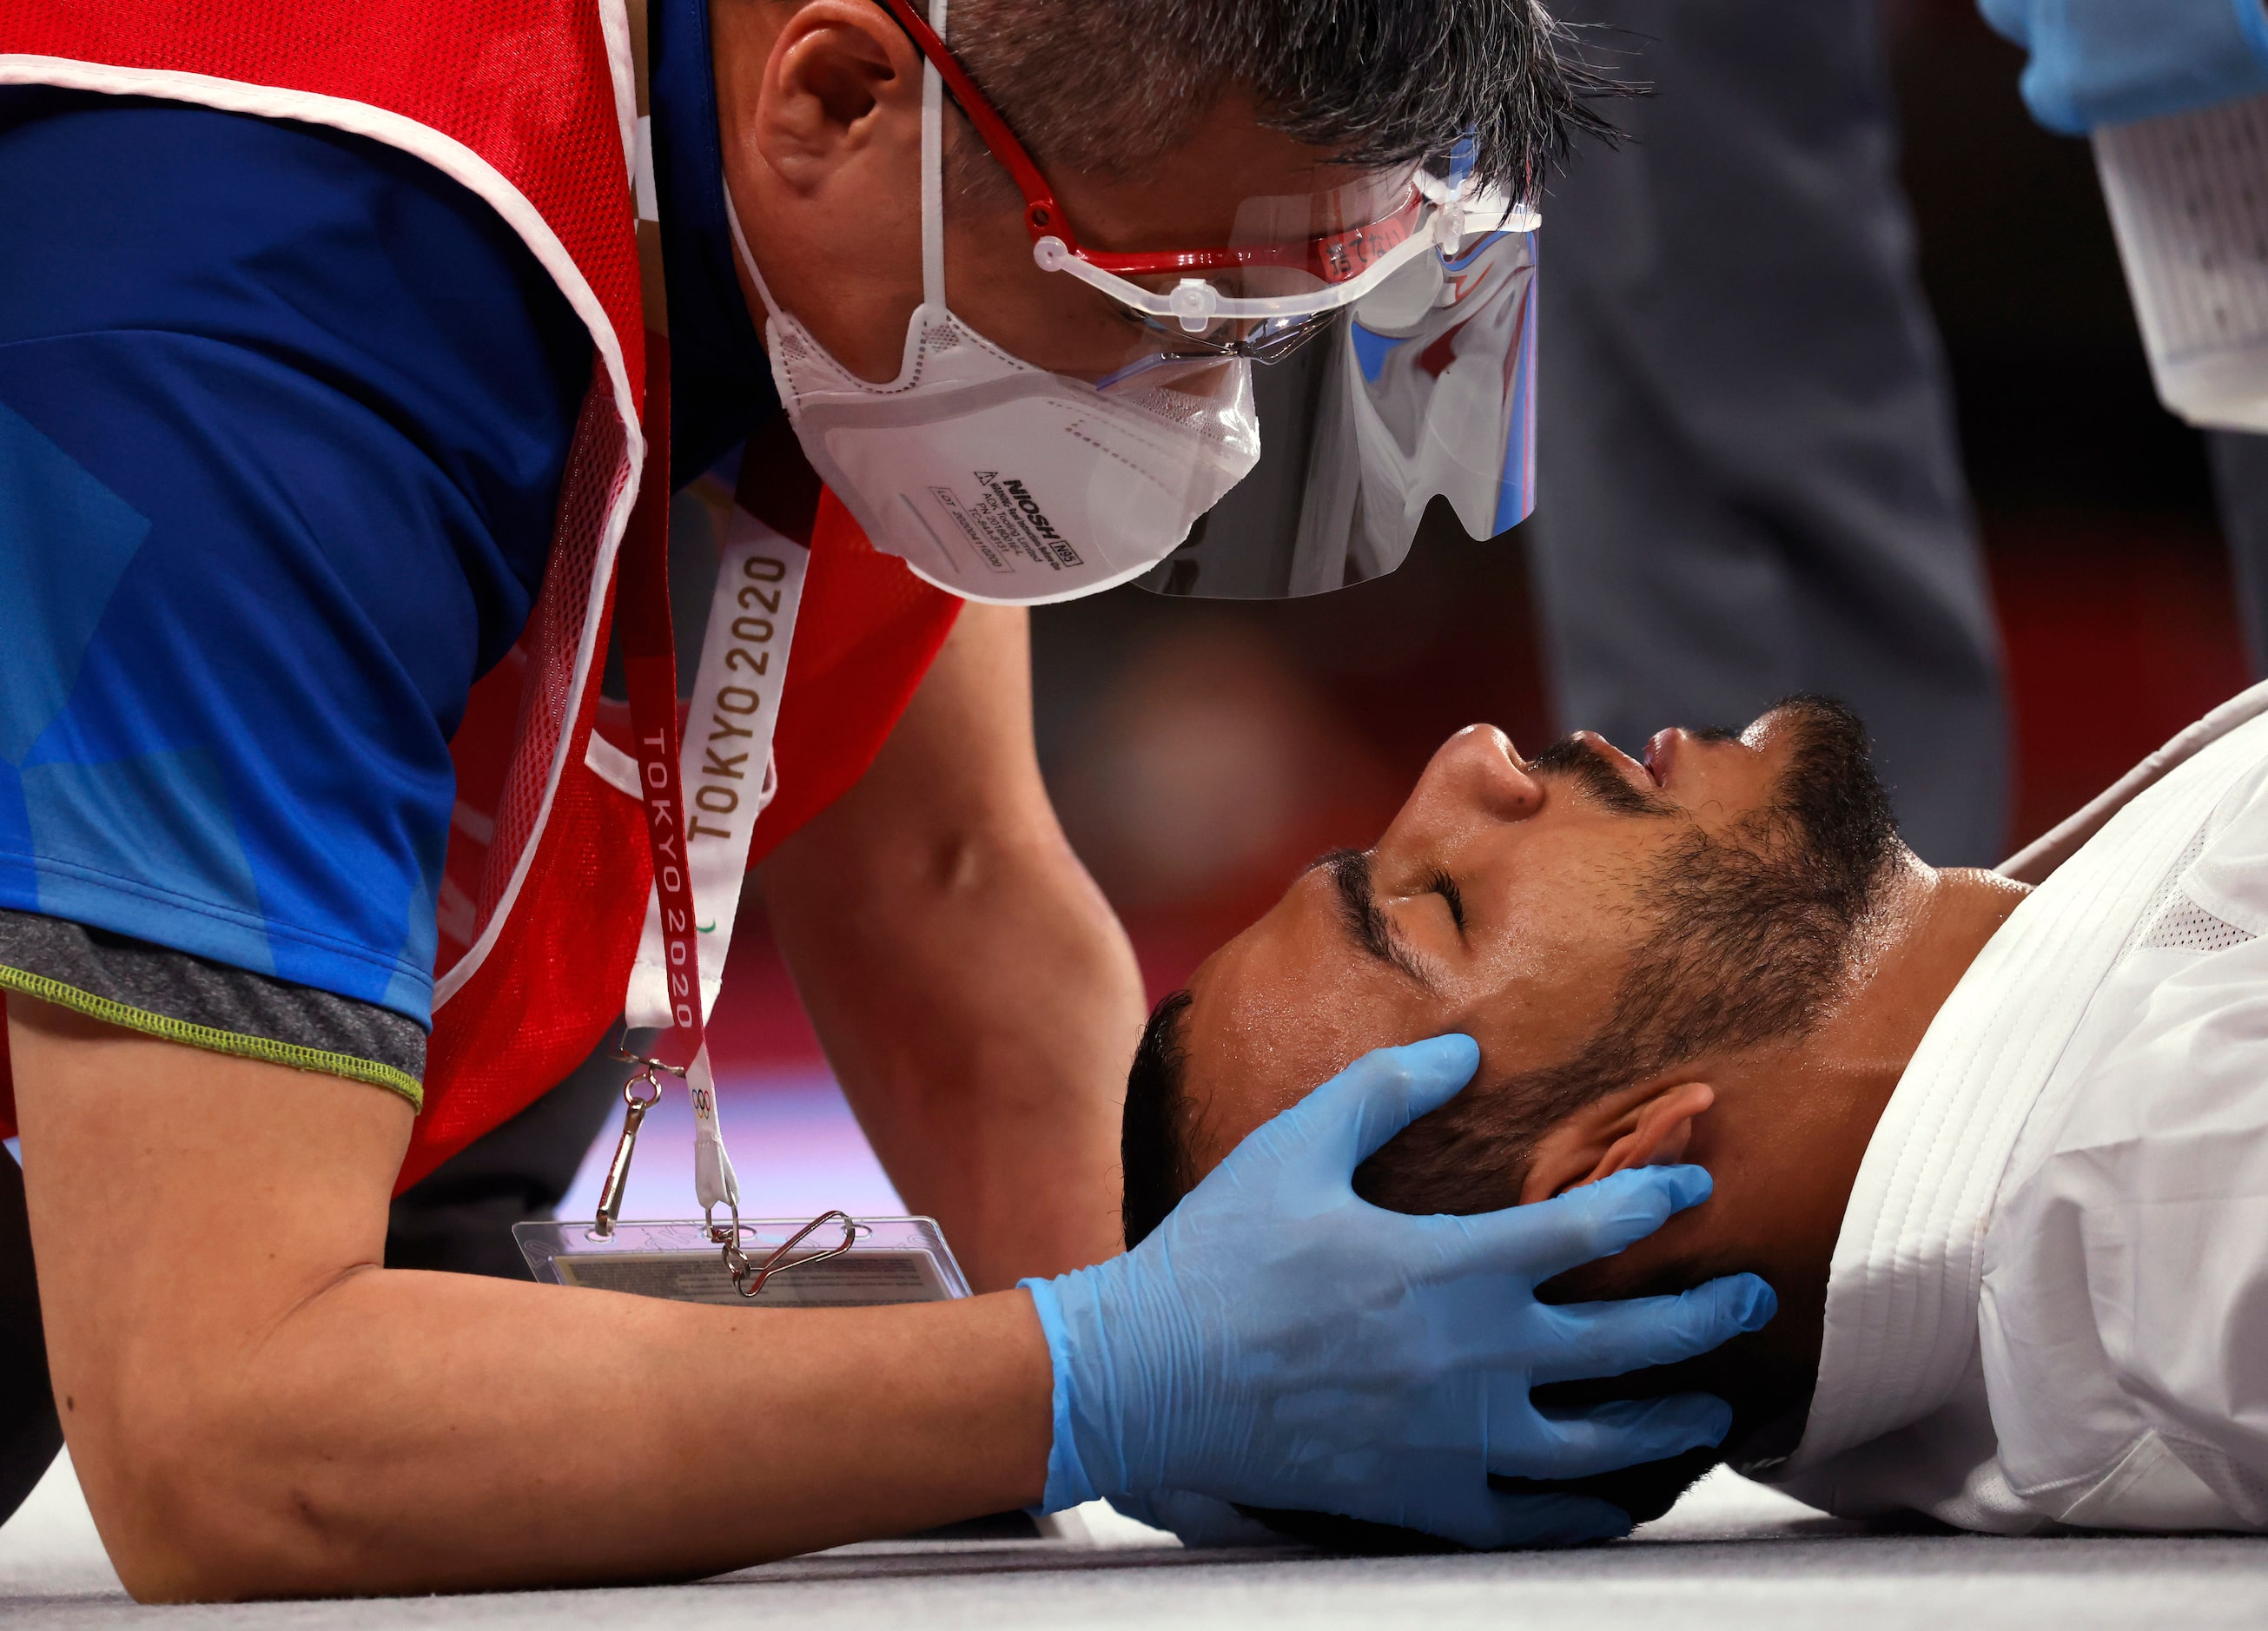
[515,1215,969,1308]
[512,1053,970,1311]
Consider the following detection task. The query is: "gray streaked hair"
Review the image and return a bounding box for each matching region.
[943,0,1624,199]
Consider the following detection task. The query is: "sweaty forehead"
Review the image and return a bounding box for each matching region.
[1177,866,1432,1178]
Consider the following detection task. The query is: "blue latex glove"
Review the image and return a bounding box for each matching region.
[1022,1035,1777,1549]
[1980,0,2268,134]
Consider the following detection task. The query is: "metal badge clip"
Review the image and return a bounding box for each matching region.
[709,1209,858,1298]
[592,1051,858,1296]
[590,1050,687,1238]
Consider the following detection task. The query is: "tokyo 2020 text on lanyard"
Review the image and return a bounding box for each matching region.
[512,0,967,1311]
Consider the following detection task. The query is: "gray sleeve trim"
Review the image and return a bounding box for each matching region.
[0,908,424,1103]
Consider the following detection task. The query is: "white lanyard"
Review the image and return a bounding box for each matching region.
[600,0,840,1289]
[621,501,810,1213]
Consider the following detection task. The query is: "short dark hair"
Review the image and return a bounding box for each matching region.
[1122,988,1195,1249]
[949,0,1622,199]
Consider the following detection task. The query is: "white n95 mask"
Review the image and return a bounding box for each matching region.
[762,303,1261,606]
[724,22,1260,606]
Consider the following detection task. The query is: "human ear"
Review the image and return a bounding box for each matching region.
[752,0,924,195]
[1517,1081,1716,1204]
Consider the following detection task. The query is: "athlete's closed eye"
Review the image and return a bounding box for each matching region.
[1426,867,1465,935]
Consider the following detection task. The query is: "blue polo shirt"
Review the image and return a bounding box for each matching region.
[0,0,773,1032]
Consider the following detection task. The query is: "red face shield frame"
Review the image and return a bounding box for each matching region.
[875,0,1428,285]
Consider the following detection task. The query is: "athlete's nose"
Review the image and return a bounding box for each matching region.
[1379,724,1544,855]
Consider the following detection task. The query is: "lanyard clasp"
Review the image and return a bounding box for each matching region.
[590,1050,686,1238]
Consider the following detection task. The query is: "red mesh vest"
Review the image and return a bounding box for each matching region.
[0,0,962,1185]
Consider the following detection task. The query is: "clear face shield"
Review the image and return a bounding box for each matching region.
[1127,187,1539,598]
[818,0,1539,603]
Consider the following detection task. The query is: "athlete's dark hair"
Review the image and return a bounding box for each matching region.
[1122,988,1194,1250]
[949,0,1623,199]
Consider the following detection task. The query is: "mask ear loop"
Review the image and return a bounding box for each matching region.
[921,0,948,313]
[724,182,781,322]
[726,3,948,324]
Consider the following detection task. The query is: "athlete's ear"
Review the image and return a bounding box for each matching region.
[748,0,924,193]
[1518,1080,1716,1205]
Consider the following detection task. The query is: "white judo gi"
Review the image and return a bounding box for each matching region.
[1765,682,2268,1533]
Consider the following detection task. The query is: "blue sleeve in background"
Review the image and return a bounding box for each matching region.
[0,89,594,1026]
[1980,0,2268,134]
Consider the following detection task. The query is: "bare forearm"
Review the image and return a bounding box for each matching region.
[765,827,1141,1287]
[83,1265,1049,1599]
[10,999,1051,1601]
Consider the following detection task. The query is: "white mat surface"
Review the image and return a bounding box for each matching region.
[5,1454,2265,1628]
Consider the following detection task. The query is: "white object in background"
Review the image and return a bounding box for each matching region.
[2097,94,2268,432]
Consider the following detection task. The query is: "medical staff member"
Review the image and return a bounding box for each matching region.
[0,0,1775,1597]
[1982,0,2268,675]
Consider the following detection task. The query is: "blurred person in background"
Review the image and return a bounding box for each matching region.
[1533,0,2007,867]
[1979,0,2268,681]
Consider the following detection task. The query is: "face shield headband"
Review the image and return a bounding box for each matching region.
[876,0,1534,350]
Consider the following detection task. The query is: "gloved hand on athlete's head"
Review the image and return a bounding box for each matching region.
[1981,0,2268,134]
[1022,1036,1776,1551]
